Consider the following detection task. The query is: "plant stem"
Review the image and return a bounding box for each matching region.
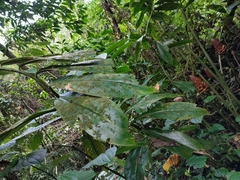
[33,165,57,180]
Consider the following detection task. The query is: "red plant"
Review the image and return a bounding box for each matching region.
[211,39,226,55]
[189,75,209,94]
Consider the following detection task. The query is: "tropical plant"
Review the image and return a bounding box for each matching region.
[1,0,240,180]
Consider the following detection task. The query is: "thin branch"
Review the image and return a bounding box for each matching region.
[32,165,57,180]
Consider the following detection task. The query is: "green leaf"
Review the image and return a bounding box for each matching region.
[227,0,240,11]
[178,124,200,132]
[127,93,179,113]
[155,3,183,10]
[137,102,209,121]
[190,116,203,124]
[136,11,145,28]
[50,155,72,167]
[168,40,192,48]
[143,129,204,150]
[51,74,156,98]
[165,145,193,159]
[112,41,132,58]
[209,124,225,133]
[124,147,149,180]
[186,155,207,169]
[235,116,240,124]
[155,41,173,65]
[104,39,128,54]
[214,167,229,178]
[185,0,194,8]
[133,0,146,15]
[0,118,59,151]
[39,59,114,74]
[28,132,43,150]
[203,95,216,103]
[12,149,47,171]
[172,81,195,93]
[207,4,226,13]
[83,147,117,168]
[81,131,105,159]
[55,95,135,146]
[0,152,18,161]
[28,48,45,56]
[58,170,96,180]
[115,64,132,73]
[0,108,56,143]
[0,69,14,75]
[226,172,240,180]
[85,122,136,146]
[0,158,18,179]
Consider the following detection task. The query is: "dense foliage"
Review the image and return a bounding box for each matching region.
[1,0,240,179]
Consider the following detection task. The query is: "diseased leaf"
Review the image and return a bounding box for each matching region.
[54,95,135,146]
[58,170,96,180]
[137,102,209,121]
[127,93,179,113]
[12,149,47,171]
[51,74,156,98]
[143,129,204,150]
[124,147,149,180]
[39,59,114,74]
[83,147,117,168]
[163,154,180,173]
[85,121,135,146]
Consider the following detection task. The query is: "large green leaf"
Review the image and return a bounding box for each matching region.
[124,147,149,180]
[127,93,179,113]
[143,129,203,151]
[51,74,156,98]
[38,59,114,74]
[0,50,96,66]
[155,41,174,65]
[0,108,56,143]
[54,94,135,146]
[136,102,209,121]
[83,147,117,168]
[58,170,96,180]
[12,149,47,171]
[0,118,59,151]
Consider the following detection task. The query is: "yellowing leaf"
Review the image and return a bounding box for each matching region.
[163,154,180,173]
